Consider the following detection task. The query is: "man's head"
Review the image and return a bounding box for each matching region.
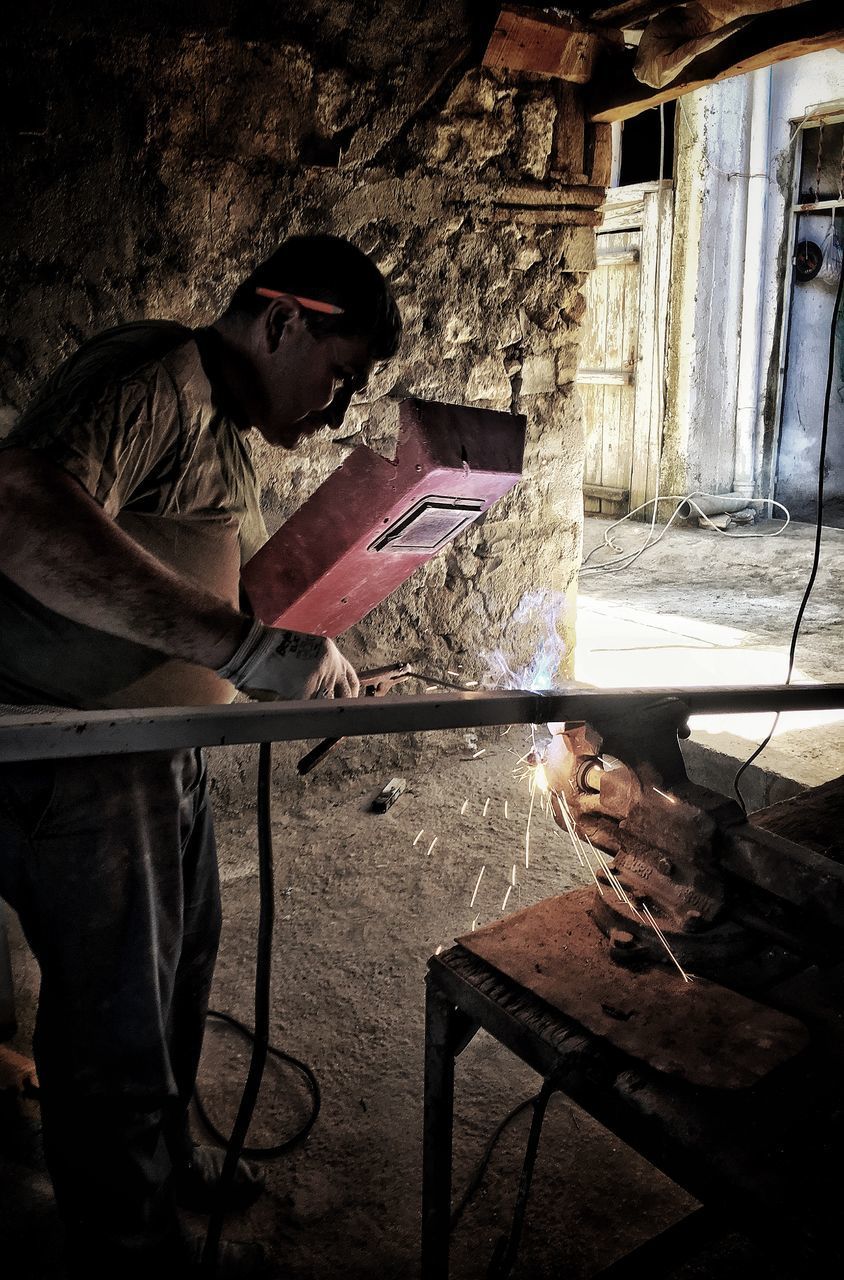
[221,235,402,447]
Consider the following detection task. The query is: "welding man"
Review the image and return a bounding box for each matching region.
[0,234,402,1279]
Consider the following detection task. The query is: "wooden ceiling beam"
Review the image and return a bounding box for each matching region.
[483,4,623,84]
[588,1,669,26]
[587,1,844,123]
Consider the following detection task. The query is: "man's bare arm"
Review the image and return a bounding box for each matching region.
[0,448,248,669]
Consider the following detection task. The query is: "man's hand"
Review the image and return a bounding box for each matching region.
[217,620,360,701]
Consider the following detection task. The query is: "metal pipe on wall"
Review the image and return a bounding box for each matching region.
[677,493,755,517]
[734,66,773,498]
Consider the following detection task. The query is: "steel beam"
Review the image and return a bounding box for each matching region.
[0,684,842,762]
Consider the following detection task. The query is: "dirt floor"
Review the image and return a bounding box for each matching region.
[2,515,842,1277]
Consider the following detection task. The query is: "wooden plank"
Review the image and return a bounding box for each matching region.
[617,226,641,505]
[583,483,630,502]
[551,81,587,182]
[586,121,613,187]
[495,181,606,207]
[752,775,844,860]
[576,368,634,385]
[488,207,603,226]
[629,184,672,515]
[596,248,640,266]
[484,5,621,84]
[582,385,605,489]
[588,2,844,123]
[601,231,627,493]
[580,230,614,492]
[594,236,611,492]
[446,181,605,213]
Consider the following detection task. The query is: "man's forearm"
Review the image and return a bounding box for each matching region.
[0,448,249,669]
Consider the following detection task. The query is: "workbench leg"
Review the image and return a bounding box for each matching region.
[422,980,459,1280]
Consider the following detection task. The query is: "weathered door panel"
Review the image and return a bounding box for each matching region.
[580,183,672,516]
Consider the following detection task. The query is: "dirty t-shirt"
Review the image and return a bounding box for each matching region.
[0,322,267,709]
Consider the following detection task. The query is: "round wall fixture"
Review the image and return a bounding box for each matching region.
[795,239,823,282]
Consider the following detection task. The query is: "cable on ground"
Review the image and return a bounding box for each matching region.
[449,1094,539,1231]
[581,493,791,575]
[194,1010,320,1159]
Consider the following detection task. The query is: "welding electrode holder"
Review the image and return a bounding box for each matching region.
[296,683,380,775]
[295,667,478,776]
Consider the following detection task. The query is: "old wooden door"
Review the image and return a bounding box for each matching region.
[579,182,672,516]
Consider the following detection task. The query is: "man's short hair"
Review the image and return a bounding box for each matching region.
[226,234,402,361]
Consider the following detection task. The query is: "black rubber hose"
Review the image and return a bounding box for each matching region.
[733,243,844,813]
[201,741,276,1276]
[194,1009,320,1159]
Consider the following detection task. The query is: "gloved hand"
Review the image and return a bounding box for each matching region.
[216,619,359,701]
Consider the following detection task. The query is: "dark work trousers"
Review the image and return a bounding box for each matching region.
[0,748,222,1277]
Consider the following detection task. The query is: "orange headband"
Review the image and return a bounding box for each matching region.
[255,286,344,316]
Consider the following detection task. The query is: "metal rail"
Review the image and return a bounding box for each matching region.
[0,683,842,762]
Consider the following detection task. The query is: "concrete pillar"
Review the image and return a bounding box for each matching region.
[662,79,753,498]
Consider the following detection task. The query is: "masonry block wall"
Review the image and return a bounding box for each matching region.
[0,3,605,800]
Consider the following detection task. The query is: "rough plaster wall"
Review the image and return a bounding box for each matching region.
[0,4,593,805]
[661,80,751,497]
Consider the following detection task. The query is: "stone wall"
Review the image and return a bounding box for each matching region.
[0,3,599,805]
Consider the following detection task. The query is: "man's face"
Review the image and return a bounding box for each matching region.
[256,310,375,449]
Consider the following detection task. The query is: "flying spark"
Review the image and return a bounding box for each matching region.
[501,885,513,911]
[652,787,677,805]
[482,797,490,817]
[555,789,604,896]
[640,903,692,983]
[470,865,486,907]
[525,783,535,868]
[413,828,424,846]
[426,837,438,856]
[460,799,469,815]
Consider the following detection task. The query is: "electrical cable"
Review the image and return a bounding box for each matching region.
[201,741,278,1276]
[194,1010,320,1159]
[581,493,791,574]
[449,1094,539,1231]
[732,236,844,815]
